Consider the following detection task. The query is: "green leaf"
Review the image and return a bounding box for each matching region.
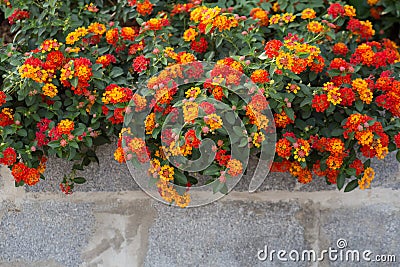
[93,136,110,146]
[346,168,357,177]
[17,129,27,137]
[71,77,78,88]
[82,156,91,166]
[330,128,344,137]
[97,47,110,55]
[68,148,77,160]
[284,107,295,121]
[74,177,87,184]
[225,112,236,125]
[73,164,84,171]
[295,119,307,130]
[215,36,223,48]
[219,183,228,194]
[300,97,312,107]
[212,181,225,194]
[396,151,400,163]
[344,179,359,192]
[187,176,198,185]
[308,71,318,81]
[233,126,243,136]
[174,170,188,186]
[337,174,345,190]
[203,164,220,176]
[239,137,248,147]
[205,24,213,34]
[110,67,124,78]
[136,18,144,25]
[364,159,371,168]
[206,51,215,61]
[47,141,60,148]
[355,100,363,112]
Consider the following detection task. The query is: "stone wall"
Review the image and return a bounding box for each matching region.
[0,143,399,267]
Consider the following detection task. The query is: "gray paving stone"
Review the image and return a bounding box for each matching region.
[370,152,400,189]
[26,142,140,192]
[144,201,312,267]
[234,156,297,192]
[319,204,400,267]
[0,201,95,267]
[25,143,400,193]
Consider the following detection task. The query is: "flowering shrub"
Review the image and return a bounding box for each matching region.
[1,0,400,206]
[349,0,400,42]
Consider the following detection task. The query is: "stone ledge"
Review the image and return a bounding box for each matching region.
[22,143,400,193]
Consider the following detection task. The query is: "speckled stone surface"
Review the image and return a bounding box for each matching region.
[26,142,140,192]
[144,201,310,267]
[26,143,400,193]
[319,204,400,267]
[0,201,94,267]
